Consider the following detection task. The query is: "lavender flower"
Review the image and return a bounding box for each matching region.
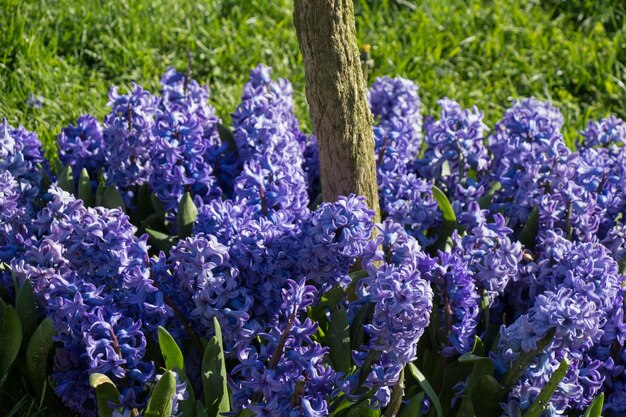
[231,65,304,168]
[231,278,335,417]
[149,110,220,213]
[297,194,374,291]
[368,76,422,167]
[578,116,626,150]
[103,83,159,190]
[378,172,441,246]
[155,233,253,350]
[416,98,489,209]
[57,115,107,178]
[0,118,44,205]
[454,201,522,300]
[488,98,571,227]
[233,152,309,219]
[427,251,480,357]
[347,221,433,408]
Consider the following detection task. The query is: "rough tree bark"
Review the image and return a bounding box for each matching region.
[293,0,381,222]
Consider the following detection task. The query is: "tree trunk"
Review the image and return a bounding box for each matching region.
[293,0,380,222]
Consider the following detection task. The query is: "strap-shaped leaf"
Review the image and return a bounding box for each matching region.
[522,359,569,417]
[26,317,56,395]
[77,168,94,207]
[407,363,443,417]
[397,392,425,417]
[456,352,495,417]
[327,304,351,373]
[145,370,177,417]
[501,328,556,391]
[95,178,106,207]
[470,374,502,417]
[345,398,380,417]
[57,165,74,194]
[217,123,236,152]
[152,193,167,221]
[349,303,370,351]
[38,163,53,191]
[432,185,457,252]
[0,306,22,386]
[477,181,501,209]
[145,228,178,253]
[54,159,65,177]
[196,400,209,417]
[202,317,230,416]
[518,206,539,249]
[583,393,604,417]
[177,192,198,239]
[89,373,122,417]
[102,184,126,211]
[16,279,36,343]
[137,183,155,220]
[158,326,185,372]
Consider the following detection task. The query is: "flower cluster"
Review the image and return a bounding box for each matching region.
[6,67,626,417]
[57,114,106,179]
[454,201,522,301]
[417,98,490,211]
[345,221,433,408]
[231,279,335,417]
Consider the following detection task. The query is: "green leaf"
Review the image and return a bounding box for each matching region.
[440,160,452,177]
[456,352,495,417]
[152,193,167,221]
[0,306,22,385]
[89,373,122,417]
[77,168,94,207]
[470,375,502,417]
[38,163,52,191]
[142,213,164,230]
[177,192,198,239]
[397,392,425,417]
[145,370,177,417]
[176,371,197,417]
[54,159,65,177]
[95,179,106,207]
[343,397,380,417]
[583,393,604,417]
[202,317,230,416]
[196,401,209,417]
[145,228,179,253]
[522,359,569,417]
[57,166,74,194]
[158,326,185,371]
[26,317,56,395]
[471,336,485,356]
[458,352,492,363]
[619,257,626,276]
[407,363,443,417]
[327,304,351,373]
[217,123,236,152]
[350,303,370,351]
[137,183,155,220]
[16,279,36,343]
[477,181,501,209]
[501,327,556,391]
[382,368,405,417]
[432,185,457,252]
[102,184,126,211]
[518,206,539,249]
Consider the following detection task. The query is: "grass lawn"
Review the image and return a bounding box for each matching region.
[1,0,626,157]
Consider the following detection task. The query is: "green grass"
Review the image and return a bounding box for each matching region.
[1,0,626,156]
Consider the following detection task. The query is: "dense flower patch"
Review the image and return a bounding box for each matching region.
[0,65,625,417]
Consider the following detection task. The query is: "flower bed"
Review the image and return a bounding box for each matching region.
[0,65,624,417]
